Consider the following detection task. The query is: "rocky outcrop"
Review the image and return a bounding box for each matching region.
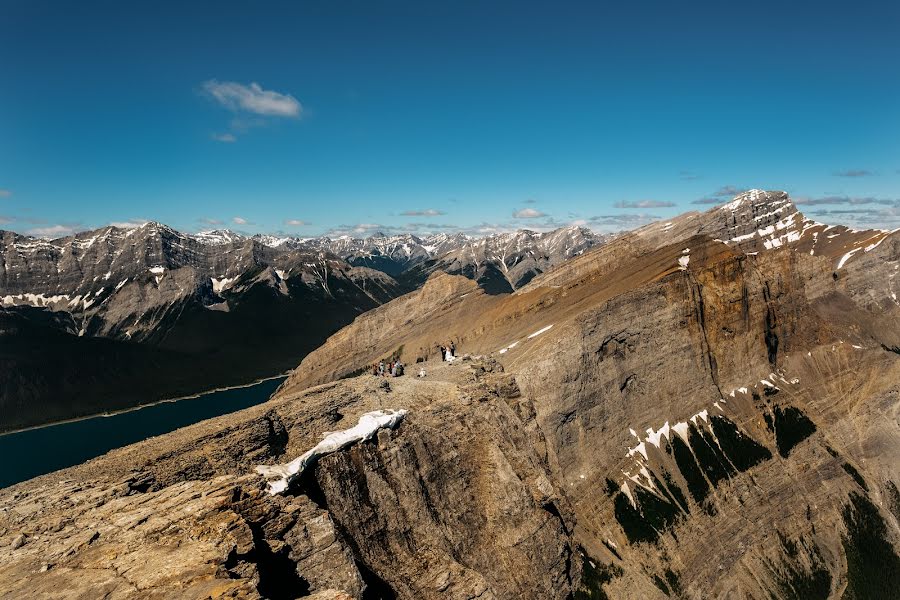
[1,366,577,599]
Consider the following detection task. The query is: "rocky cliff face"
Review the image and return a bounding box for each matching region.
[280,190,900,597]
[3,190,899,599]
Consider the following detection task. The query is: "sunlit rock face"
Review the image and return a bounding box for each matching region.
[3,191,900,598]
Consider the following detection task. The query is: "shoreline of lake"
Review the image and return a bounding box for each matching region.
[0,376,288,489]
[0,371,291,438]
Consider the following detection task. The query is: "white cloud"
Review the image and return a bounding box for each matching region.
[108,220,147,229]
[198,217,224,226]
[284,219,309,226]
[211,132,236,143]
[203,80,301,117]
[232,216,249,225]
[0,189,11,198]
[513,207,547,219]
[27,224,82,238]
[326,223,396,237]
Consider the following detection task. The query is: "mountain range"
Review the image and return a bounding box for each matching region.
[0,222,605,431]
[3,189,899,599]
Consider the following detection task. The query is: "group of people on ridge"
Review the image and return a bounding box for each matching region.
[370,341,457,380]
[373,359,404,378]
[439,341,456,361]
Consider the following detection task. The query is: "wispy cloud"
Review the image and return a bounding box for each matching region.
[679,171,702,180]
[795,195,898,206]
[0,215,12,225]
[797,195,900,228]
[523,198,538,204]
[198,217,224,226]
[108,219,147,229]
[232,216,250,225]
[833,169,874,178]
[689,185,748,205]
[284,219,310,227]
[512,208,546,219]
[406,222,459,231]
[27,223,83,238]
[400,209,446,217]
[808,206,900,229]
[211,133,236,143]
[586,213,660,233]
[0,189,11,198]
[614,199,676,208]
[589,214,661,225]
[203,80,302,117]
[326,223,394,237]
[711,185,748,198]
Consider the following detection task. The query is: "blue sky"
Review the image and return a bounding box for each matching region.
[1,0,899,238]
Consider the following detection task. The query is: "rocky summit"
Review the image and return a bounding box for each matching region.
[2,190,900,599]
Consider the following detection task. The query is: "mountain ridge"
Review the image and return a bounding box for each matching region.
[3,189,899,599]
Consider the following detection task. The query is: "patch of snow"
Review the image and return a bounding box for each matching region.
[863,235,887,253]
[671,421,690,442]
[621,482,635,508]
[1,293,71,308]
[645,422,670,448]
[527,324,554,339]
[498,341,519,354]
[627,442,648,461]
[211,276,237,294]
[256,409,408,495]
[837,248,861,269]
